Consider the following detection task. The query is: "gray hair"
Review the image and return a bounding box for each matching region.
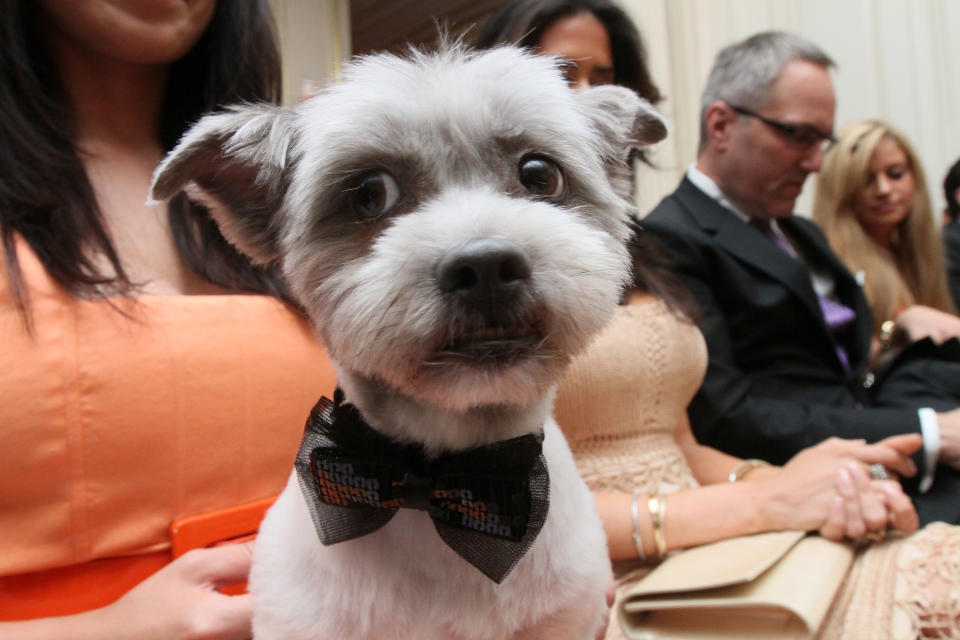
[698,30,835,151]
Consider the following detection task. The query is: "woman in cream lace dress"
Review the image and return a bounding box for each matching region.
[554,289,960,638]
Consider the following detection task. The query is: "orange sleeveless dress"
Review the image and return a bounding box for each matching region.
[0,238,336,620]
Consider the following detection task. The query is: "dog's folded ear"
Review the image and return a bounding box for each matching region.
[575,85,668,200]
[150,104,299,265]
[575,84,668,154]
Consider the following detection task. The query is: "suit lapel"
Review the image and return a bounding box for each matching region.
[672,178,870,373]
[673,179,825,325]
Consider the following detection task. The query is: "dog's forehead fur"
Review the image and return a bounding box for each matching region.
[285,47,624,224]
[302,47,594,156]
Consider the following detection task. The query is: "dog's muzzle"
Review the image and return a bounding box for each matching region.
[434,238,542,363]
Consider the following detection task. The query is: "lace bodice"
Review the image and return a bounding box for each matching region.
[553,296,706,495]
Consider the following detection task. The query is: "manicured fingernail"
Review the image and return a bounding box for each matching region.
[879,483,898,497]
[848,463,868,483]
[837,468,853,493]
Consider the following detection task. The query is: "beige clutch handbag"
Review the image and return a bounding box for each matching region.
[616,531,855,640]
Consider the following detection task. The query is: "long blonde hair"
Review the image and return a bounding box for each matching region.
[814,120,955,333]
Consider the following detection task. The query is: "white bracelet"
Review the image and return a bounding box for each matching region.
[630,489,647,561]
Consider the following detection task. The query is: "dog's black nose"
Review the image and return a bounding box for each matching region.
[436,238,532,303]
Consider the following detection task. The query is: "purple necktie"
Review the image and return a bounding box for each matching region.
[751,218,855,371]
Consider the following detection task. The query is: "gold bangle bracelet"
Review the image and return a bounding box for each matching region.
[630,490,647,561]
[647,493,667,559]
[728,458,771,483]
[878,319,897,351]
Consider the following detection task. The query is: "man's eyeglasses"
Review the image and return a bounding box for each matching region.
[728,104,837,152]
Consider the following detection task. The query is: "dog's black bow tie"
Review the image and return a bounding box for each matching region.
[294,389,550,583]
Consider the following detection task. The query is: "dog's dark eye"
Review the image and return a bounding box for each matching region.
[518,156,564,200]
[351,170,400,219]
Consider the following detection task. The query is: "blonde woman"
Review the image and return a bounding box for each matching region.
[814,120,960,358]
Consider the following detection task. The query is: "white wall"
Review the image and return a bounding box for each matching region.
[270,0,350,105]
[621,0,960,220]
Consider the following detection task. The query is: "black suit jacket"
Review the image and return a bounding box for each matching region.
[643,177,921,462]
[943,219,960,310]
[645,178,960,524]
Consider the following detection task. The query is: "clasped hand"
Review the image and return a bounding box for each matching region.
[758,435,921,541]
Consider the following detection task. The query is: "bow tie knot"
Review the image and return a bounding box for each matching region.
[400,470,434,510]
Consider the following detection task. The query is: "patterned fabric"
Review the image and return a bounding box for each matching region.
[818,523,960,639]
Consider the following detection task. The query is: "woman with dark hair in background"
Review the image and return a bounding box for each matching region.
[477,0,662,211]
[475,0,660,101]
[0,1,334,637]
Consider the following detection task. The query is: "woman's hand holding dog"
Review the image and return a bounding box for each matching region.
[751,435,921,541]
[0,542,254,640]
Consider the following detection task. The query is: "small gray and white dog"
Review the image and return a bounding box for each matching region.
[151,45,665,640]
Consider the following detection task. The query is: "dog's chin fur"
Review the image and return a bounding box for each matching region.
[151,43,667,640]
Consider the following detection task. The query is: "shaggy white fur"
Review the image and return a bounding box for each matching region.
[151,44,666,640]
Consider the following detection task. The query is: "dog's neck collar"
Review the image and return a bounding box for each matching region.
[293,388,550,583]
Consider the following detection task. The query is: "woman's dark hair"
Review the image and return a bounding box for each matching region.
[627,221,700,321]
[0,0,287,318]
[944,157,960,222]
[475,0,661,104]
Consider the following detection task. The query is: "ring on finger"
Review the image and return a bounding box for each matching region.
[857,529,887,545]
[869,463,890,481]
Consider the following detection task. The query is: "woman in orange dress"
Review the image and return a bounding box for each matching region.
[0,1,334,637]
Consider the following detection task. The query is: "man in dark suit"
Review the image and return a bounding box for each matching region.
[642,31,960,525]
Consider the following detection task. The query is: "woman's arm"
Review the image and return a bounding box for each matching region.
[596,479,772,561]
[596,416,921,562]
[0,544,254,640]
[674,413,778,485]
